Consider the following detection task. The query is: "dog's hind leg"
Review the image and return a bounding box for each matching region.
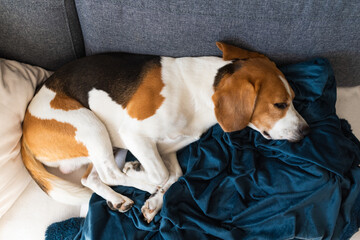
[81,164,134,212]
[87,139,156,194]
[27,86,156,210]
[48,104,158,193]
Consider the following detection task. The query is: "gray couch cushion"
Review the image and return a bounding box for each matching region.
[76,0,360,86]
[0,0,84,70]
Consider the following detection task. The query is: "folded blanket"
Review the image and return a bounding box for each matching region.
[46,58,360,240]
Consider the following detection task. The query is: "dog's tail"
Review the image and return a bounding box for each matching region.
[21,138,93,205]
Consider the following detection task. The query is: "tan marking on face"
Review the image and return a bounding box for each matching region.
[243,59,292,132]
[21,140,53,192]
[50,92,83,111]
[22,110,89,162]
[126,64,165,120]
[213,57,293,133]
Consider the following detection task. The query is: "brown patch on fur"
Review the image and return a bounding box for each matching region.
[247,60,290,131]
[213,57,292,132]
[50,92,83,111]
[44,53,161,111]
[212,74,257,132]
[126,64,165,120]
[216,42,266,61]
[21,139,53,192]
[22,110,89,162]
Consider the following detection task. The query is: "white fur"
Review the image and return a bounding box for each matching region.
[247,123,265,137]
[81,165,134,211]
[267,76,308,141]
[28,87,156,193]
[248,75,308,141]
[27,57,230,221]
[268,103,307,141]
[86,56,231,186]
[279,75,292,96]
[85,56,231,221]
[43,157,89,174]
[87,57,230,148]
[48,179,93,205]
[29,87,111,170]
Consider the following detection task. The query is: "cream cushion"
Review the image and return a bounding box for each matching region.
[0,59,51,217]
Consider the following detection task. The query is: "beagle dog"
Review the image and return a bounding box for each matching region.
[21,42,309,223]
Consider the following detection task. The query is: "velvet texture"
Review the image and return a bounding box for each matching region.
[46,218,84,240]
[47,58,360,239]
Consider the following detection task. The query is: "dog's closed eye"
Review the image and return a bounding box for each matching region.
[274,103,288,109]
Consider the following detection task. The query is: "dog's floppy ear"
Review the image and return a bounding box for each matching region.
[212,76,257,132]
[216,42,266,61]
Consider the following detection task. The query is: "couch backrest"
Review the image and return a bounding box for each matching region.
[75,0,360,86]
[1,0,359,86]
[0,0,84,71]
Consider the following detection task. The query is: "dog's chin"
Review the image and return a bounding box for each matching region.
[284,126,311,142]
[287,136,304,143]
[249,123,309,142]
[261,131,307,142]
[272,133,307,143]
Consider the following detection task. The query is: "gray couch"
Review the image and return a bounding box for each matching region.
[0,0,359,86]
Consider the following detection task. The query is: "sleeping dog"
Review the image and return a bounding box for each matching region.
[21,42,309,223]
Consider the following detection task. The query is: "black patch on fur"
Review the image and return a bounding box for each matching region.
[213,60,241,89]
[45,53,161,108]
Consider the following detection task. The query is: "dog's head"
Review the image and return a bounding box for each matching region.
[213,42,309,142]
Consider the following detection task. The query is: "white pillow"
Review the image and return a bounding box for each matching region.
[336,86,360,139]
[0,58,51,218]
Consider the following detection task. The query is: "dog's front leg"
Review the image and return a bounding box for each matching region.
[122,134,170,187]
[141,152,183,223]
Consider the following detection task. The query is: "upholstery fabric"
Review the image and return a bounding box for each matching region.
[0,0,85,70]
[0,59,83,240]
[0,58,51,217]
[75,0,360,86]
[0,180,82,240]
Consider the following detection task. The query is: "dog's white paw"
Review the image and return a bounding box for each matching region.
[141,192,164,223]
[107,195,134,213]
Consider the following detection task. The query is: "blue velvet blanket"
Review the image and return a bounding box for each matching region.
[46,58,360,240]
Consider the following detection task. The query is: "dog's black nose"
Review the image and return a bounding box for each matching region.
[300,125,310,136]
